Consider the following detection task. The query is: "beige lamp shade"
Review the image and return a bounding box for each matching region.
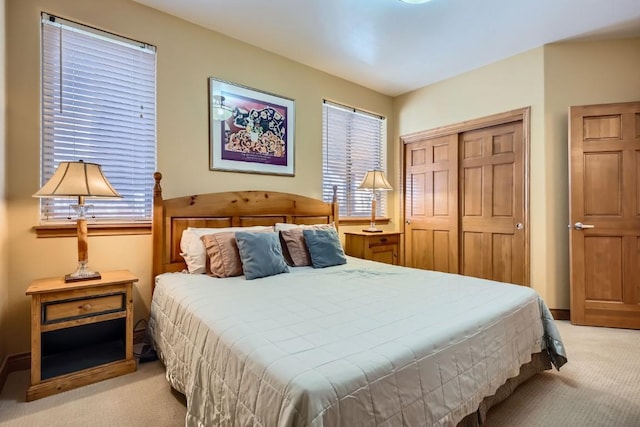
[358,170,393,191]
[33,160,121,282]
[358,170,392,233]
[34,160,121,199]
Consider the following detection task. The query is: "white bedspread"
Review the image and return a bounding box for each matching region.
[149,257,548,427]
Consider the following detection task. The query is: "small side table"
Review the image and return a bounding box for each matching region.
[26,270,138,401]
[344,231,401,265]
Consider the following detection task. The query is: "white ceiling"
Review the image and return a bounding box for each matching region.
[132,0,640,96]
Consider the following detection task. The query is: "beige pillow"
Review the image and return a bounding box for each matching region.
[280,228,312,266]
[200,232,243,277]
[279,224,334,267]
[181,226,273,274]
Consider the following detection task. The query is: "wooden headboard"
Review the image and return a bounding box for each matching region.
[151,172,339,288]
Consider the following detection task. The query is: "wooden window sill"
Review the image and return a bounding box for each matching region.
[35,219,389,237]
[338,217,391,226]
[34,223,151,238]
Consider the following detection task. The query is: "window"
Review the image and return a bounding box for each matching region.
[40,13,156,223]
[322,100,387,218]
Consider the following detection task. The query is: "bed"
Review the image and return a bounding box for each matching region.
[148,173,567,427]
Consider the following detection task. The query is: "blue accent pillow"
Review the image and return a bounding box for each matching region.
[235,231,289,280]
[302,228,347,268]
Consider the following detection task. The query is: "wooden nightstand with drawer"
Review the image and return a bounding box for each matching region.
[26,270,138,401]
[344,231,401,265]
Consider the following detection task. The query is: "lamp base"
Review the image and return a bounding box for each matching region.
[65,272,101,283]
[362,227,383,233]
[64,261,102,283]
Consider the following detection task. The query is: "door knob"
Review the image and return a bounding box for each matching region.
[405,220,411,224]
[515,223,523,230]
[572,222,595,230]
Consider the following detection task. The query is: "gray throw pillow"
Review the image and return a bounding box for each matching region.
[302,228,347,268]
[235,231,289,280]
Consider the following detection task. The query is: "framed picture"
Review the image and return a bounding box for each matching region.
[209,77,295,176]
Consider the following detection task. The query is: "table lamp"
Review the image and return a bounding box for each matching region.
[33,160,122,282]
[358,170,392,233]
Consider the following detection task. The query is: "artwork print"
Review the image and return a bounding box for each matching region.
[209,78,295,176]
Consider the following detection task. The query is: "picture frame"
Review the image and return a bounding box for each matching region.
[209,77,295,176]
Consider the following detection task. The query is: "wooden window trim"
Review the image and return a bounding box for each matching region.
[339,217,391,226]
[35,219,389,237]
[35,223,151,238]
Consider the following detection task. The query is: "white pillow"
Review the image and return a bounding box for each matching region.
[274,222,335,231]
[180,226,273,274]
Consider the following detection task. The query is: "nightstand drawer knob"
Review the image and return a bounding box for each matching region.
[81,303,92,311]
[380,238,387,243]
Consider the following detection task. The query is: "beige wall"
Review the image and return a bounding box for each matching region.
[542,38,640,308]
[1,0,8,363]
[393,38,640,310]
[6,0,638,358]
[5,0,392,354]
[393,47,549,301]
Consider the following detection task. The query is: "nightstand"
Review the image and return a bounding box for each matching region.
[344,231,401,265]
[26,270,138,401]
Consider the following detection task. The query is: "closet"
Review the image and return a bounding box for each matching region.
[401,108,530,286]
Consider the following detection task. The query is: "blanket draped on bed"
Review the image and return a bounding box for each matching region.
[149,257,567,427]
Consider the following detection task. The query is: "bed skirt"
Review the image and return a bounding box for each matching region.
[457,351,552,426]
[164,351,551,427]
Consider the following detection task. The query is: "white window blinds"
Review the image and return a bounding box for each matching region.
[322,101,387,217]
[40,13,157,223]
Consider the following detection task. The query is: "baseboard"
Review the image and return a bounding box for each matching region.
[0,352,31,393]
[550,309,570,321]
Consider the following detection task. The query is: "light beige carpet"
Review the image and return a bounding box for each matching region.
[486,320,640,426]
[0,359,185,427]
[1,321,639,426]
